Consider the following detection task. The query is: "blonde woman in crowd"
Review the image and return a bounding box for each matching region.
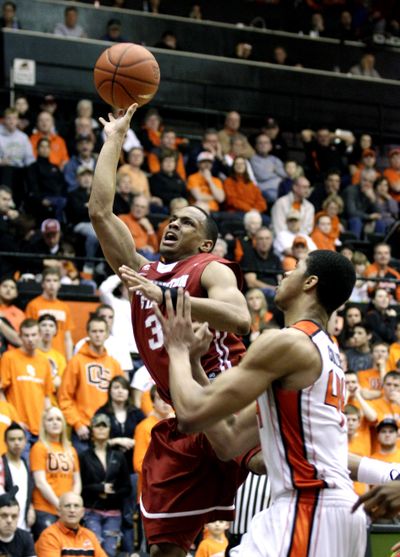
[245,288,275,344]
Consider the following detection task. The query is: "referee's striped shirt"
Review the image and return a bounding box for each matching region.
[230,473,271,535]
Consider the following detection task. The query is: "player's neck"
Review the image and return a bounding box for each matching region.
[380,446,396,454]
[209,533,224,543]
[284,302,328,330]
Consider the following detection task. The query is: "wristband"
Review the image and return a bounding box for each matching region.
[158,285,179,309]
[357,456,400,484]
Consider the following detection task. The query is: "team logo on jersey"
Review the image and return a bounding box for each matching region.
[26,364,36,377]
[86,364,112,391]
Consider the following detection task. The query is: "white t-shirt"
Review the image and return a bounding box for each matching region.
[8,461,28,530]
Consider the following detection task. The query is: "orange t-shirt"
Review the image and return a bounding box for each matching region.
[0,401,20,455]
[383,168,400,202]
[348,427,371,496]
[35,520,107,557]
[187,172,224,212]
[370,448,400,463]
[195,535,228,557]
[116,166,150,197]
[133,414,159,498]
[140,389,153,416]
[223,177,267,213]
[0,348,53,435]
[0,304,25,333]
[25,296,74,357]
[118,214,158,252]
[310,228,336,251]
[147,151,186,181]
[358,367,383,393]
[30,132,69,168]
[30,441,79,514]
[388,342,400,371]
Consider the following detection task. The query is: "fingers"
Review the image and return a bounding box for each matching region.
[176,288,184,319]
[153,302,166,329]
[126,103,139,118]
[99,117,107,127]
[165,290,175,321]
[184,291,191,323]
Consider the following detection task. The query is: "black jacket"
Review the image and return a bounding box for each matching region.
[27,156,66,198]
[149,171,187,205]
[66,187,90,225]
[79,447,130,511]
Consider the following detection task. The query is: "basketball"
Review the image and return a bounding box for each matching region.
[94,43,160,108]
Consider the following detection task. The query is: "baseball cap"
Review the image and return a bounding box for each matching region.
[41,219,60,235]
[197,151,214,163]
[362,148,376,157]
[389,147,400,157]
[43,94,56,105]
[286,210,301,221]
[264,117,278,130]
[91,413,111,428]
[77,165,94,176]
[292,235,307,247]
[376,418,398,433]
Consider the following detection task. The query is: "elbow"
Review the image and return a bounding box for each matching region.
[237,315,251,336]
[176,413,203,435]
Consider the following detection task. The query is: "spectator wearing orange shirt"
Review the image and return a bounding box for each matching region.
[245,288,274,345]
[0,318,52,444]
[223,156,266,214]
[371,418,400,463]
[37,314,66,405]
[358,342,390,400]
[351,149,380,185]
[187,151,225,213]
[0,402,20,456]
[345,371,376,454]
[311,214,336,251]
[58,315,123,455]
[118,194,159,260]
[369,371,400,451]
[365,243,400,302]
[344,405,370,496]
[314,194,344,245]
[25,267,74,360]
[147,128,186,181]
[383,147,400,203]
[30,406,81,537]
[388,322,400,372]
[30,111,69,170]
[195,520,229,557]
[0,277,25,333]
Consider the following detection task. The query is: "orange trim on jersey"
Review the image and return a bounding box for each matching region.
[291,320,320,338]
[287,489,320,557]
[274,388,326,489]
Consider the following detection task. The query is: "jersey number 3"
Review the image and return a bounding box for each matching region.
[324,370,344,413]
[145,314,164,350]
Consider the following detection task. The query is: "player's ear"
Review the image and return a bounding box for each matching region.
[303,274,318,291]
[199,239,213,253]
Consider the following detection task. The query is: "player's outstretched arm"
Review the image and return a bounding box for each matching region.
[88,104,149,274]
[352,481,400,519]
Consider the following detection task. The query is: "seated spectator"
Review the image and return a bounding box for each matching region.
[270,45,299,67]
[0,186,23,277]
[277,160,303,198]
[345,323,373,372]
[157,197,188,244]
[79,413,130,557]
[63,135,97,193]
[307,12,326,37]
[371,419,400,462]
[235,41,253,60]
[260,117,288,162]
[217,111,254,158]
[137,108,162,153]
[14,96,34,135]
[309,169,342,213]
[318,194,344,243]
[223,136,257,183]
[189,3,202,19]
[0,107,35,205]
[25,267,74,359]
[311,214,336,251]
[388,322,400,372]
[30,407,81,537]
[273,210,316,260]
[149,150,187,207]
[58,315,123,454]
[0,276,25,333]
[27,138,67,223]
[39,95,68,141]
[369,372,400,438]
[282,236,310,272]
[0,488,35,556]
[383,147,400,204]
[245,288,274,344]
[0,1,20,29]
[19,218,63,276]
[147,128,186,180]
[338,305,364,348]
[2,423,35,531]
[358,342,390,400]
[233,209,263,262]
[118,194,159,259]
[30,112,69,170]
[349,251,370,303]
[117,147,151,199]
[195,521,229,557]
[348,134,374,173]
[73,116,99,152]
[0,318,52,446]
[186,128,228,178]
[333,10,357,41]
[365,242,400,302]
[101,18,127,42]
[250,133,286,203]
[35,492,107,556]
[186,152,225,213]
[54,6,86,38]
[373,176,398,231]
[113,174,134,215]
[66,166,99,260]
[271,177,314,236]
[154,30,179,50]
[342,169,385,239]
[349,52,381,79]
[241,227,282,299]
[223,156,266,213]
[351,148,380,185]
[75,99,99,135]
[37,314,66,403]
[365,288,398,344]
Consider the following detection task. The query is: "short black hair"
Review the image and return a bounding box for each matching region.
[190,206,218,250]
[384,371,400,383]
[38,313,58,330]
[86,315,108,332]
[4,422,25,442]
[0,185,12,196]
[65,6,77,14]
[305,250,356,315]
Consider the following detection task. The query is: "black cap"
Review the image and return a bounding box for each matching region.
[376,418,398,433]
[0,486,19,508]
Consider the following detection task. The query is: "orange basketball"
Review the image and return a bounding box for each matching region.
[94,43,160,108]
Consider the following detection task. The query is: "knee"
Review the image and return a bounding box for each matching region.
[150,544,186,557]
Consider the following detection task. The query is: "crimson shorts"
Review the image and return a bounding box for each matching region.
[140,418,252,552]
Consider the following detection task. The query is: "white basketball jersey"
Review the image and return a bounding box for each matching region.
[257,320,353,500]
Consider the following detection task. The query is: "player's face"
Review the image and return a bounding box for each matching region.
[345,414,360,435]
[39,319,57,341]
[274,259,308,311]
[0,505,19,538]
[42,275,61,296]
[21,325,40,352]
[0,279,17,302]
[160,207,212,261]
[44,410,63,437]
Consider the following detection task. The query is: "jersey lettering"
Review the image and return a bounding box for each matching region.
[86,364,112,391]
[47,452,72,472]
[324,369,345,413]
[145,314,164,350]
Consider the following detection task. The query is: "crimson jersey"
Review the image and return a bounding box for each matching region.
[132,253,246,404]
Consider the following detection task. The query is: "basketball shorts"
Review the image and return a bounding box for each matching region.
[229,489,367,557]
[140,417,255,552]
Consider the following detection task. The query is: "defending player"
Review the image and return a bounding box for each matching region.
[155,251,368,557]
[88,105,255,557]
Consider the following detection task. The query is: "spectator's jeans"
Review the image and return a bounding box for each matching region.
[85,511,121,557]
[121,473,138,553]
[74,222,100,258]
[33,510,58,539]
[348,217,386,239]
[71,431,90,456]
[22,431,38,462]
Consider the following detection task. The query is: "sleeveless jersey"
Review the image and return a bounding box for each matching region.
[132,253,246,404]
[257,320,353,500]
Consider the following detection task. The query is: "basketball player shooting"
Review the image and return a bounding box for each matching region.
[154,252,368,557]
[88,105,261,557]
